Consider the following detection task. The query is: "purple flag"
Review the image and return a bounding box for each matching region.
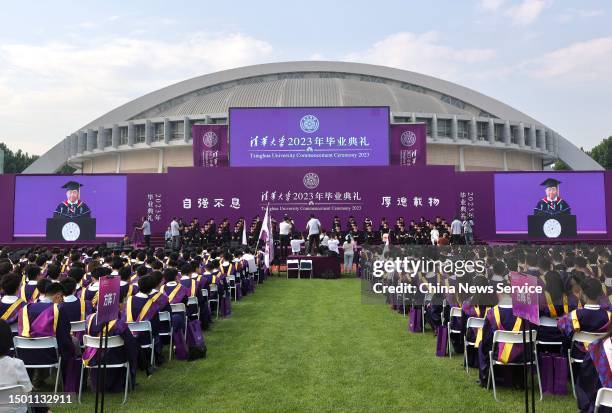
[96,276,120,324]
[192,124,229,167]
[390,123,426,166]
[510,272,540,325]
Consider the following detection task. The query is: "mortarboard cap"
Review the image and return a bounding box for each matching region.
[62,181,83,190]
[540,178,561,188]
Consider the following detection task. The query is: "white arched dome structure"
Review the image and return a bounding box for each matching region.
[25,61,601,174]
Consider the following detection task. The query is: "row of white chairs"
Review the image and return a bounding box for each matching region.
[443,308,607,401]
[286,259,313,279]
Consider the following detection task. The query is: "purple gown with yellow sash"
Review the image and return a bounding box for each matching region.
[461,300,489,368]
[557,307,611,358]
[576,337,612,413]
[82,313,139,393]
[124,293,164,362]
[0,298,27,324]
[478,305,527,387]
[19,282,40,304]
[17,302,71,366]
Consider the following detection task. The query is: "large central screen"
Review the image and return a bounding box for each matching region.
[229,107,390,167]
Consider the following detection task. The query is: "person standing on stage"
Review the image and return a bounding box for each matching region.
[279,216,292,261]
[462,216,474,245]
[305,214,321,256]
[137,216,152,249]
[170,217,181,251]
[450,216,463,245]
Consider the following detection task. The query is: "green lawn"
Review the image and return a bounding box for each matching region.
[57,276,578,412]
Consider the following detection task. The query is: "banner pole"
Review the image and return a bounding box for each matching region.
[528,322,536,413]
[522,319,528,413]
[100,321,109,413]
[94,321,103,413]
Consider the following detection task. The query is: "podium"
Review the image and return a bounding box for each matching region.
[46,217,97,241]
[527,214,577,238]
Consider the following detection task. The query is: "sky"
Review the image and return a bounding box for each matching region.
[0,0,610,155]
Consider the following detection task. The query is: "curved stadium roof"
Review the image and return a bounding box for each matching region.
[26,61,601,172]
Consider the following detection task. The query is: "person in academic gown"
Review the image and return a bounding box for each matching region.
[0,273,27,326]
[478,280,529,388]
[18,281,72,387]
[53,181,92,219]
[82,311,139,393]
[534,178,571,216]
[537,270,572,352]
[19,265,43,303]
[575,325,612,413]
[461,275,497,369]
[123,275,164,371]
[557,277,611,360]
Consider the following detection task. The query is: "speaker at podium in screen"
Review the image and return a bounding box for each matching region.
[528,177,576,238]
[45,180,96,241]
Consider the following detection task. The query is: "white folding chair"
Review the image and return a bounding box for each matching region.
[200,288,211,313]
[13,336,62,393]
[536,316,563,347]
[9,323,18,352]
[170,303,188,341]
[286,259,299,279]
[70,320,87,335]
[595,387,612,413]
[569,331,606,399]
[464,317,485,373]
[447,307,463,358]
[228,274,237,301]
[487,329,542,401]
[80,335,130,404]
[187,296,200,320]
[299,259,313,279]
[127,320,155,368]
[209,284,220,319]
[158,311,173,361]
[0,385,29,412]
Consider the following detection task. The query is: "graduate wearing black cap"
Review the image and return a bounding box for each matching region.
[534,178,571,216]
[53,181,92,218]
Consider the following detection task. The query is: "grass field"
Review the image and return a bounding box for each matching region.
[57,276,578,412]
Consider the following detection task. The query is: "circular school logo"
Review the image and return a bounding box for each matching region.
[400,130,417,147]
[202,131,218,148]
[300,115,319,133]
[303,172,319,189]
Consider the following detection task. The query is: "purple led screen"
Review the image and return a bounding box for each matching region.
[13,175,127,237]
[229,107,390,167]
[494,172,606,234]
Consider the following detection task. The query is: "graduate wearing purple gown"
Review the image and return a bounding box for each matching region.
[574,333,612,413]
[575,333,612,413]
[461,278,496,370]
[17,282,72,369]
[1,273,27,325]
[557,278,611,359]
[478,289,528,388]
[82,312,139,393]
[179,264,211,328]
[124,275,164,366]
[537,271,573,348]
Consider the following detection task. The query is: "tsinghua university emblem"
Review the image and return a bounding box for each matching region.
[400,130,417,147]
[303,172,320,189]
[300,115,320,133]
[202,131,219,148]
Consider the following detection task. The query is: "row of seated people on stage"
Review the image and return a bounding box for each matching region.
[372,243,612,413]
[168,215,471,250]
[0,244,267,400]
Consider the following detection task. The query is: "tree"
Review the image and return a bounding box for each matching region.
[552,160,570,170]
[0,142,39,173]
[587,136,612,169]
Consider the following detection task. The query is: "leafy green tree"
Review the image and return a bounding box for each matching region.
[587,137,612,169]
[552,160,570,170]
[0,142,39,173]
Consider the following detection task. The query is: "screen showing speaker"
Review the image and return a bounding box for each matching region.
[494,172,606,238]
[13,175,127,240]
